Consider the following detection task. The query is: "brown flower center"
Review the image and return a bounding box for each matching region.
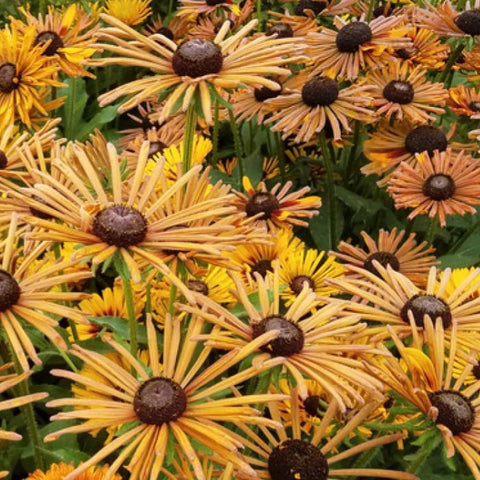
[92,205,147,248]
[206,0,225,5]
[245,192,280,219]
[469,101,480,112]
[336,22,373,53]
[0,63,18,93]
[454,9,480,36]
[405,126,448,156]
[302,77,339,107]
[294,0,327,16]
[400,294,452,329]
[0,270,21,312]
[396,46,419,59]
[266,23,294,38]
[423,174,455,201]
[251,259,273,278]
[303,395,321,416]
[383,81,414,104]
[35,31,64,56]
[290,275,315,295]
[252,315,304,357]
[364,251,400,277]
[133,377,187,425]
[172,39,223,78]
[268,440,329,480]
[148,141,166,158]
[429,390,474,435]
[188,280,209,296]
[473,364,480,379]
[254,85,282,102]
[373,4,394,17]
[0,150,7,169]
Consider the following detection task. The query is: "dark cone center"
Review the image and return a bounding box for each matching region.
[0,270,21,312]
[336,22,373,53]
[0,150,7,169]
[454,9,480,36]
[469,101,480,112]
[266,23,294,38]
[400,294,452,329]
[35,31,64,56]
[0,63,18,93]
[290,275,315,295]
[254,85,282,102]
[245,192,280,220]
[383,80,414,104]
[429,390,474,435]
[268,439,329,480]
[134,377,187,425]
[148,141,166,158]
[188,280,209,296]
[302,77,339,107]
[172,39,223,78]
[423,174,455,200]
[373,4,394,17]
[92,205,147,248]
[405,126,448,156]
[364,251,400,277]
[294,0,327,16]
[252,315,304,357]
[473,364,480,380]
[251,259,273,278]
[396,46,419,59]
[304,395,321,416]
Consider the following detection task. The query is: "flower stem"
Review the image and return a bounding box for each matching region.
[319,132,337,249]
[345,120,362,182]
[122,274,137,356]
[183,101,197,172]
[426,216,438,245]
[211,99,220,166]
[5,336,45,471]
[275,132,287,183]
[66,77,76,140]
[256,0,263,31]
[228,108,245,191]
[366,0,377,21]
[439,43,464,83]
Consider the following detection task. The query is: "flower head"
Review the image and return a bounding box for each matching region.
[105,0,152,26]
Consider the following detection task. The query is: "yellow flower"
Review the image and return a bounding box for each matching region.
[105,0,152,26]
[25,462,121,480]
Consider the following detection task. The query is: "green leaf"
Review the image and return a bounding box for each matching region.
[58,77,89,140]
[91,316,150,345]
[115,420,140,438]
[75,104,120,141]
[309,197,344,251]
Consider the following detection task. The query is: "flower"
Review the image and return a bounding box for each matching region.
[291,0,358,18]
[180,263,383,412]
[45,315,288,479]
[265,71,375,143]
[105,0,152,26]
[177,0,241,19]
[306,15,411,80]
[279,247,345,305]
[231,386,417,480]
[366,320,480,478]
[393,26,449,71]
[386,149,480,227]
[12,4,98,78]
[333,228,438,287]
[368,61,447,124]
[0,214,91,371]
[413,0,480,37]
[361,120,473,179]
[0,24,63,130]
[447,85,480,118]
[90,15,305,124]
[327,263,480,345]
[234,176,321,230]
[20,140,256,301]
[25,462,121,480]
[0,363,48,442]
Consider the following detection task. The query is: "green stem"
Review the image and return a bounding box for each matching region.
[228,108,245,190]
[122,274,137,356]
[345,120,362,182]
[52,343,78,373]
[211,99,220,166]
[168,0,174,17]
[366,0,377,21]
[319,132,337,249]
[275,132,286,183]
[66,77,76,140]
[406,434,442,474]
[426,216,438,245]
[439,43,464,83]
[256,0,263,31]
[5,336,45,470]
[183,101,197,171]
